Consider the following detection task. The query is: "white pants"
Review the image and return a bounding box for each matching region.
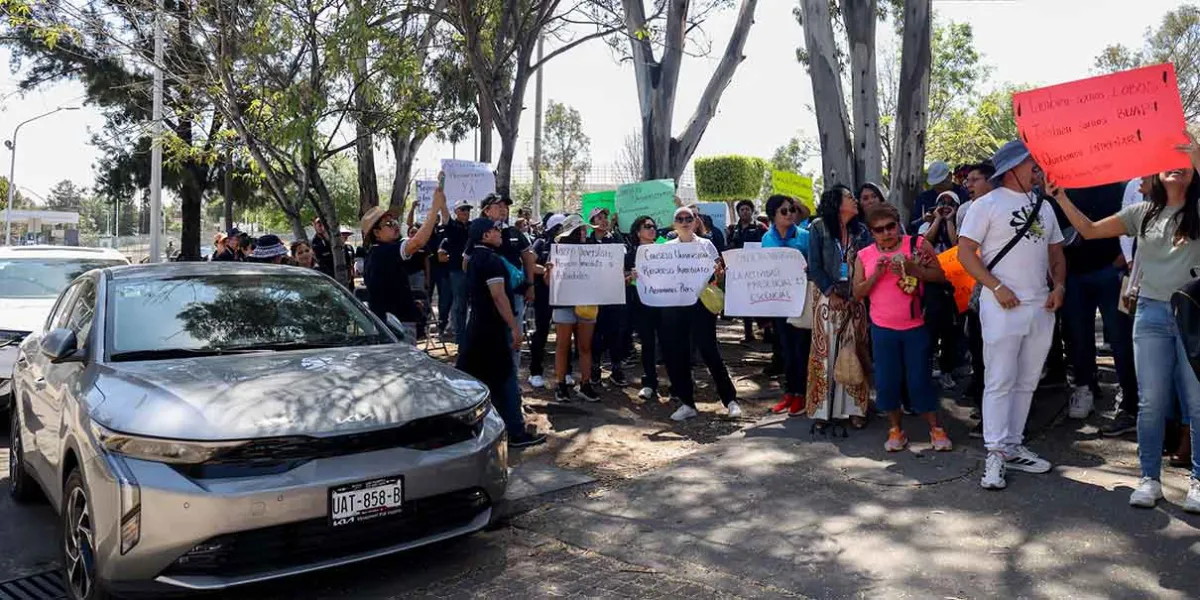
[980,301,1056,454]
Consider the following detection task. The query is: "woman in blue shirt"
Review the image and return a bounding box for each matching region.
[761,195,812,416]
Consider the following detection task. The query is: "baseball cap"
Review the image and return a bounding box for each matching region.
[467,217,501,245]
[480,193,512,208]
[588,206,610,224]
[453,199,474,211]
[926,161,951,186]
[545,213,567,231]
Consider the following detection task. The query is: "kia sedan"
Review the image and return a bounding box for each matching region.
[7,262,507,599]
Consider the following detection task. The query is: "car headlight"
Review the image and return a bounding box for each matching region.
[449,397,491,429]
[89,422,247,465]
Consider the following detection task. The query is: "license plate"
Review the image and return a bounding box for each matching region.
[329,476,404,527]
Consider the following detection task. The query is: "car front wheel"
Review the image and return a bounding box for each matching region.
[62,469,112,600]
[7,406,39,503]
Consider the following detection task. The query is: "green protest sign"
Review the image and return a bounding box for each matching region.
[616,179,676,229]
[771,170,815,211]
[581,190,616,227]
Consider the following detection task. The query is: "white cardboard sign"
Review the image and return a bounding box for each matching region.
[722,248,808,317]
[549,244,627,306]
[413,180,437,222]
[440,159,495,208]
[635,243,717,307]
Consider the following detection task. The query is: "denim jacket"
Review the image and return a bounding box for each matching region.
[808,217,871,296]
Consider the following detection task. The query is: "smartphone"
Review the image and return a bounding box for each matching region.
[438,172,445,190]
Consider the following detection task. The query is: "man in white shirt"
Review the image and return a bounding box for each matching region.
[958,140,1066,491]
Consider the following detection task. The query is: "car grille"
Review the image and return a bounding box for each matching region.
[161,487,491,578]
[176,416,480,479]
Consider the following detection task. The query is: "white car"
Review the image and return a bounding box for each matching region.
[0,246,129,411]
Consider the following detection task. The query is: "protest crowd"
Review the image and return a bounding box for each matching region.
[200,103,1200,514]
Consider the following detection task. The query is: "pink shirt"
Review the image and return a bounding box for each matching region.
[858,236,924,331]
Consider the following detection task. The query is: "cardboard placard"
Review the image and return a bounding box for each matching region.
[581,190,617,225]
[635,242,716,307]
[549,244,626,306]
[937,246,977,314]
[1013,63,1190,188]
[722,248,809,317]
[440,159,495,208]
[413,180,437,222]
[697,202,730,232]
[771,170,815,211]
[616,180,676,229]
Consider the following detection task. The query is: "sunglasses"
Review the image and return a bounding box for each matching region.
[641,223,658,230]
[378,219,400,229]
[777,207,794,215]
[675,216,695,224]
[871,222,898,234]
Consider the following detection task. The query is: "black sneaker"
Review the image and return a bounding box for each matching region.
[609,370,629,387]
[590,369,603,383]
[1101,412,1138,437]
[969,421,984,439]
[554,383,573,403]
[508,431,547,448]
[578,382,601,402]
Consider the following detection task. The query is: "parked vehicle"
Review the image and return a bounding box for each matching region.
[7,262,507,599]
[0,246,128,413]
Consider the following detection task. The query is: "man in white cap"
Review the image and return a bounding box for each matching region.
[911,160,969,233]
[958,140,1066,491]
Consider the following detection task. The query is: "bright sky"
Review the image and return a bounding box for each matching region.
[0,0,1184,202]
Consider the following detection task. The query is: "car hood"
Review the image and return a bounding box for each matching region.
[92,344,490,440]
[0,297,55,333]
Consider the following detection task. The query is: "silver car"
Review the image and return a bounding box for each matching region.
[7,262,508,599]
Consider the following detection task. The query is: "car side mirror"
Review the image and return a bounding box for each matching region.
[41,328,81,363]
[384,314,414,344]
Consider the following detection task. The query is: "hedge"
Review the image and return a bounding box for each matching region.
[694,155,767,202]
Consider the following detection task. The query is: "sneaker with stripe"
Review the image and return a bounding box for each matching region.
[1004,445,1052,474]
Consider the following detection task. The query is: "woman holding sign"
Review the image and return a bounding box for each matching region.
[761,195,812,417]
[544,215,602,403]
[1046,133,1200,512]
[627,215,665,401]
[806,185,873,430]
[661,207,741,421]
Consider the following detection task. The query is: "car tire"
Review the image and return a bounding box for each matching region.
[62,469,113,600]
[7,406,39,504]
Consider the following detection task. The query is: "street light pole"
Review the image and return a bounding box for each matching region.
[4,106,81,246]
[148,0,165,263]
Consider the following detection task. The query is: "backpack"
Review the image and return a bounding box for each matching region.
[1172,275,1200,382]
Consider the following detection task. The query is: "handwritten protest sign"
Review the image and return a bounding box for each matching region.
[440,159,495,208]
[635,243,716,307]
[937,246,976,314]
[413,180,437,222]
[722,248,808,317]
[581,190,616,224]
[771,170,815,211]
[697,202,730,232]
[549,244,626,306]
[1013,63,1190,188]
[743,241,762,250]
[617,179,676,228]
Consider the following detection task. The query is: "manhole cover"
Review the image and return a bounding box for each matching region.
[0,571,65,600]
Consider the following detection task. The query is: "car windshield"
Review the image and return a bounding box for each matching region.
[107,273,390,359]
[0,258,126,298]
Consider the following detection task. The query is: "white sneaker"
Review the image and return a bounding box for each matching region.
[1069,386,1095,419]
[638,387,655,400]
[528,375,546,389]
[1185,478,1200,514]
[565,374,576,386]
[1129,477,1163,508]
[670,404,699,422]
[1005,446,1052,474]
[981,452,1007,490]
[726,401,743,418]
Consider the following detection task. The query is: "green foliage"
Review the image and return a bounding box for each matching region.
[0,176,32,211]
[539,100,591,208]
[695,156,767,201]
[233,154,362,237]
[928,21,988,124]
[926,84,1031,168]
[769,136,820,173]
[1094,4,1200,120]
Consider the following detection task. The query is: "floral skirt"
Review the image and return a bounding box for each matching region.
[805,287,871,420]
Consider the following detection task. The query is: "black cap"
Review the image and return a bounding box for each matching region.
[480,193,512,208]
[467,217,500,246]
[227,227,242,237]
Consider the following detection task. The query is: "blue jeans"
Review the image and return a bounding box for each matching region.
[493,369,525,438]
[1132,297,1200,479]
[1064,266,1137,401]
[449,270,469,347]
[871,324,937,414]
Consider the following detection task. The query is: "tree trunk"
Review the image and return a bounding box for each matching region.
[799,0,854,188]
[309,162,348,286]
[890,0,932,222]
[389,129,426,212]
[289,214,307,244]
[179,176,203,261]
[477,94,493,163]
[494,130,517,199]
[223,153,234,231]
[843,0,883,187]
[355,123,380,218]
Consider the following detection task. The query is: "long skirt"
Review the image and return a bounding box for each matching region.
[805,287,871,420]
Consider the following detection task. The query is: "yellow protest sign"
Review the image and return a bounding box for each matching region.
[771,170,814,211]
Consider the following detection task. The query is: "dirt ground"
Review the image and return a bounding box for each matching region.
[424,318,786,482]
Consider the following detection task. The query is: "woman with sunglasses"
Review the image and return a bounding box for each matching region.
[806,184,873,430]
[661,206,740,421]
[360,181,446,333]
[627,215,665,400]
[854,203,953,452]
[761,195,812,417]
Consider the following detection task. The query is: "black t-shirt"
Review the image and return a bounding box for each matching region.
[364,241,420,323]
[496,225,533,293]
[456,246,515,385]
[436,220,469,272]
[1051,183,1125,274]
[212,248,240,262]
[312,234,334,277]
[727,222,765,249]
[402,247,428,277]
